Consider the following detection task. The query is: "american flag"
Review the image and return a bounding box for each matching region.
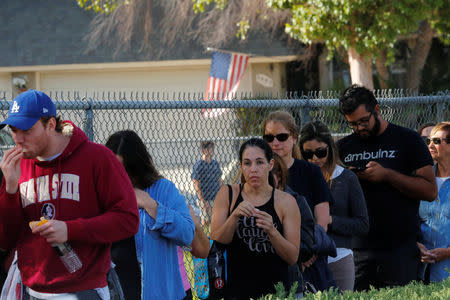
[202,51,249,118]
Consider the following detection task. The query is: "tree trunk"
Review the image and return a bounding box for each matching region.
[406,21,434,91]
[318,47,332,91]
[375,53,389,89]
[348,47,373,90]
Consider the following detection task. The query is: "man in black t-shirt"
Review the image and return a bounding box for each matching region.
[337,85,437,291]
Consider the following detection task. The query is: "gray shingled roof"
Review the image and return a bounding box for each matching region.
[0,0,302,67]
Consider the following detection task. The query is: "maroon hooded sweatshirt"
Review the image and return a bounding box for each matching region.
[0,121,139,293]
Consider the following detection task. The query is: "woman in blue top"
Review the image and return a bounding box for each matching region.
[419,122,450,282]
[106,130,195,299]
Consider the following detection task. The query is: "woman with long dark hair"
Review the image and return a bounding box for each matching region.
[105,130,195,300]
[299,121,369,291]
[211,138,300,299]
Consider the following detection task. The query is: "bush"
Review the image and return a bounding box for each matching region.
[258,278,450,300]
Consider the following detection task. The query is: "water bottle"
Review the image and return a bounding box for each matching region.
[53,242,83,273]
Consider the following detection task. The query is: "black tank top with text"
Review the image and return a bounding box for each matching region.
[226,185,288,300]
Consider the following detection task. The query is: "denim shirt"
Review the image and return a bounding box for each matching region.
[419,166,450,282]
[135,178,195,299]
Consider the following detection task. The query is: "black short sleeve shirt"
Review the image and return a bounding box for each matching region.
[288,158,334,210]
[337,123,433,248]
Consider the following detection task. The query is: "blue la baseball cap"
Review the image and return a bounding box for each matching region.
[0,89,56,130]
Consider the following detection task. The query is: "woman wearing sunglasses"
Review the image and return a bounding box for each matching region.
[262,111,334,291]
[299,121,369,291]
[418,121,450,283]
[262,111,333,231]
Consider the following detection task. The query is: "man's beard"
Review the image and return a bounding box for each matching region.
[357,116,380,140]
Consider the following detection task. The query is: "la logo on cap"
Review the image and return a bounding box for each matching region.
[10,101,20,113]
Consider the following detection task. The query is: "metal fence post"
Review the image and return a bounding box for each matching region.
[84,97,94,141]
[301,96,311,126]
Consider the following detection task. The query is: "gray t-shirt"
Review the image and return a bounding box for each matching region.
[192,159,222,202]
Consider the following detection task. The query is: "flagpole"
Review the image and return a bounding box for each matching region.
[205,47,254,57]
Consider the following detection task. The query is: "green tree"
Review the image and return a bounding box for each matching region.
[77,1,290,61]
[77,0,450,91]
[77,0,122,14]
[194,0,449,90]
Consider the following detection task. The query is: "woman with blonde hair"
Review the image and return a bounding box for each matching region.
[299,121,369,291]
[262,111,333,231]
[262,111,335,291]
[419,121,450,282]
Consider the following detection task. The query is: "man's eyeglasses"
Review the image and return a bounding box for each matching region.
[425,137,450,145]
[301,147,328,160]
[346,112,373,129]
[263,133,290,143]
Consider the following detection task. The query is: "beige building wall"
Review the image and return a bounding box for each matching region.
[40,67,216,94]
[0,57,294,195]
[0,56,295,98]
[0,74,13,97]
[0,60,252,97]
[39,66,255,97]
[251,62,286,93]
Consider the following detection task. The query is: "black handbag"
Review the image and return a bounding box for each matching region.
[207,184,233,299]
[207,241,227,299]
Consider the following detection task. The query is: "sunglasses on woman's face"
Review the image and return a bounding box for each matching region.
[426,137,450,145]
[263,133,290,143]
[301,147,328,160]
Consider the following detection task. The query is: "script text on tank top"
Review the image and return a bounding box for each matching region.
[236,216,277,254]
[20,173,80,207]
[343,149,397,163]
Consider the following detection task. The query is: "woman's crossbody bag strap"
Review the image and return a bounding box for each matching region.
[227,184,233,217]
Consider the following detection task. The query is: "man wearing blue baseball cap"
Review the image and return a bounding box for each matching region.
[0,90,139,298]
[0,89,57,131]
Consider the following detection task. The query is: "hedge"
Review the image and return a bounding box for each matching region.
[259,278,450,300]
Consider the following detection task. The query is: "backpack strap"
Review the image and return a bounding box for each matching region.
[227,184,233,217]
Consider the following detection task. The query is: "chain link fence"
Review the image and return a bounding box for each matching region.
[0,90,449,298]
